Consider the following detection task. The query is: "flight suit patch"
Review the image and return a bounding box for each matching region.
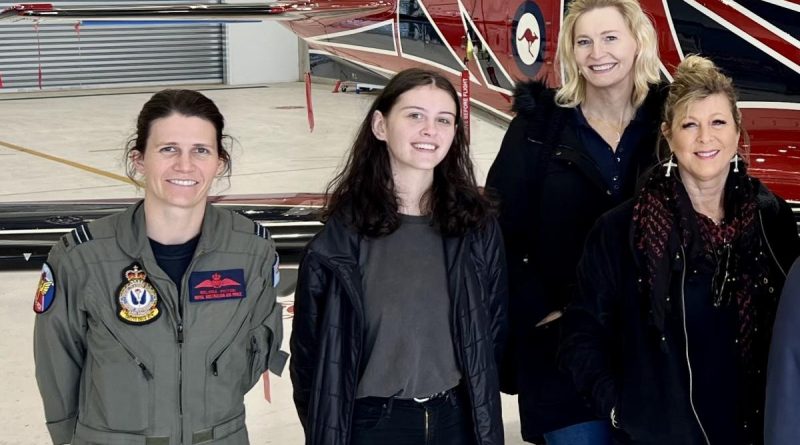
[189,269,246,302]
[33,262,56,314]
[116,263,161,325]
[272,253,280,288]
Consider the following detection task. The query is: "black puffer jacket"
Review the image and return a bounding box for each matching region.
[485,80,667,438]
[560,175,800,445]
[290,215,509,445]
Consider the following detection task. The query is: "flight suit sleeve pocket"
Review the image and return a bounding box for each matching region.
[262,301,287,376]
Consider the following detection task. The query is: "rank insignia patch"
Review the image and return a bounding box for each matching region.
[117,263,160,325]
[33,263,56,314]
[189,269,246,302]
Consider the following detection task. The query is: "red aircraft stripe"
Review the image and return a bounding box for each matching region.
[640,0,684,72]
[694,0,800,69]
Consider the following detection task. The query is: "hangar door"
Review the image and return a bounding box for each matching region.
[0,0,225,91]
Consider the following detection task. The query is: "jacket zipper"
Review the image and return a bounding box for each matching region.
[448,244,482,443]
[99,319,154,380]
[678,246,711,445]
[758,210,787,278]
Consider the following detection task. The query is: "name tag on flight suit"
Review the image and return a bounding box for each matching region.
[189,269,246,302]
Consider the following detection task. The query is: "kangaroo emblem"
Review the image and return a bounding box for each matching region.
[517,28,539,59]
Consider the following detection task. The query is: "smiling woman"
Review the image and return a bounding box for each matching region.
[485,0,666,442]
[32,89,288,445]
[559,55,800,445]
[290,68,509,445]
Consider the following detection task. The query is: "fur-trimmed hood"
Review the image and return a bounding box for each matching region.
[511,79,669,119]
[510,80,550,117]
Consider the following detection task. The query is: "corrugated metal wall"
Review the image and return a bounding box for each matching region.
[0,1,225,91]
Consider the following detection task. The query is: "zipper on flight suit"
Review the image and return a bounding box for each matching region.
[210,315,250,377]
[99,319,154,380]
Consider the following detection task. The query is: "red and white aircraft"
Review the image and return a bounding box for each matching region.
[2,0,798,200]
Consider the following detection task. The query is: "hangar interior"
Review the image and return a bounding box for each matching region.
[0,8,523,444]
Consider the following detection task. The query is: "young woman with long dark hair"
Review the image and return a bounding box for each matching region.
[290,68,509,445]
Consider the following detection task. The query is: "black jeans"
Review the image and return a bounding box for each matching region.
[351,387,476,445]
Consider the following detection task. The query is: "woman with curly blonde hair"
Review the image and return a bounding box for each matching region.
[560,55,799,445]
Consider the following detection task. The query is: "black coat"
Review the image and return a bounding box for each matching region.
[560,179,799,445]
[485,81,667,438]
[289,215,509,445]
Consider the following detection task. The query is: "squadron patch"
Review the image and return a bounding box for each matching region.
[33,263,56,314]
[189,269,246,302]
[116,263,160,325]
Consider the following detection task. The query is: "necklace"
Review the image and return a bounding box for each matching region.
[584,108,633,145]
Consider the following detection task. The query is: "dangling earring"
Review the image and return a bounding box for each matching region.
[664,153,677,178]
[730,153,740,173]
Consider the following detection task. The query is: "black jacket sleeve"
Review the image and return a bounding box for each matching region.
[486,116,545,394]
[289,252,328,432]
[766,258,800,445]
[769,198,800,274]
[482,218,510,370]
[559,215,621,418]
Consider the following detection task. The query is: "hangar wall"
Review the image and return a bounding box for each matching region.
[224,19,300,85]
[0,0,302,91]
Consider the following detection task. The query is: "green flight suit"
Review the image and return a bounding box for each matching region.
[33,201,288,445]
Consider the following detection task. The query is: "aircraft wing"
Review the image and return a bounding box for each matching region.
[0,1,391,23]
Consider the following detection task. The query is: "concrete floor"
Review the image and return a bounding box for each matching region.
[0,83,527,444]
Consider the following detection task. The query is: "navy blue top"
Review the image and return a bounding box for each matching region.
[149,234,200,290]
[574,105,653,202]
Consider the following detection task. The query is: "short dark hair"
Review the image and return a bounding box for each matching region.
[324,68,492,237]
[124,89,231,181]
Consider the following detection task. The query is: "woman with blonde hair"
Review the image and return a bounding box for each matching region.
[560,55,799,444]
[486,0,665,442]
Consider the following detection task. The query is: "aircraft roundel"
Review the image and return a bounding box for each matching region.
[512,0,546,78]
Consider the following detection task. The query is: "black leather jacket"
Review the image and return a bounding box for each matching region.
[290,215,509,445]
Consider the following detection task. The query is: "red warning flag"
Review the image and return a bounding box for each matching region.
[461,69,471,144]
[34,22,43,89]
[262,371,271,403]
[305,72,315,132]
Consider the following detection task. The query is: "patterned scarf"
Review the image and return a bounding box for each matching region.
[631,164,762,363]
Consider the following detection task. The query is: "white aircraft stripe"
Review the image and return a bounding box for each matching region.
[758,0,800,13]
[738,101,800,110]
[684,0,800,75]
[663,0,686,60]
[724,0,800,50]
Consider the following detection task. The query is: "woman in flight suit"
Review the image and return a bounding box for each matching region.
[32,89,287,445]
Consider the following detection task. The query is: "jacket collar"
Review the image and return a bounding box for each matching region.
[308,215,363,270]
[115,200,226,258]
[511,80,668,121]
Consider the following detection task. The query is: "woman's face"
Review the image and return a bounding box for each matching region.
[663,93,740,188]
[573,6,638,92]
[371,84,457,182]
[133,113,223,213]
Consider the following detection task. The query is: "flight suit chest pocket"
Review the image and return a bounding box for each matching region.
[83,319,154,433]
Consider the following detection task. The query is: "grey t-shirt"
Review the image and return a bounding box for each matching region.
[355,214,462,399]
